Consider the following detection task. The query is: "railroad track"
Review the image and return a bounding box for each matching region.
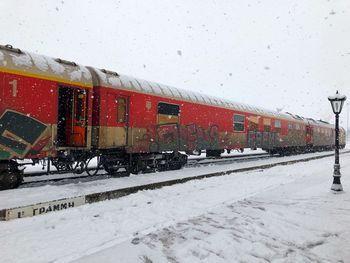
[23,152,269,178]
[3,150,350,221]
[187,152,272,167]
[20,150,343,188]
[21,152,271,187]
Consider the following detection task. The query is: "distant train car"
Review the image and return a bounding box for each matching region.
[340,127,346,147]
[0,44,345,190]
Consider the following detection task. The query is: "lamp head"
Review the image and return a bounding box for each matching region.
[328,90,347,114]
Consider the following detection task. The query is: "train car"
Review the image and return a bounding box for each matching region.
[307,119,335,150]
[0,44,345,190]
[340,127,346,147]
[88,68,312,167]
[0,44,94,189]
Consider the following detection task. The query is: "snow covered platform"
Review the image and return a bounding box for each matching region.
[0,150,350,262]
[1,150,348,221]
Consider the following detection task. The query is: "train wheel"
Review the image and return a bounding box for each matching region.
[72,160,86,174]
[86,156,101,176]
[130,164,141,175]
[130,157,142,174]
[0,161,23,190]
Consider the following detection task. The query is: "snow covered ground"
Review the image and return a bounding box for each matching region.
[1,151,350,262]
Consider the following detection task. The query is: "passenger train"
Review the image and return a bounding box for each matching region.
[0,44,346,190]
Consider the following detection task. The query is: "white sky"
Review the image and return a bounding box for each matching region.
[0,0,349,126]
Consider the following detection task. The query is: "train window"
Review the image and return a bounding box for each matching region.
[295,124,300,130]
[288,123,293,130]
[233,114,245,132]
[76,92,86,122]
[117,97,126,123]
[157,102,180,116]
[275,120,281,128]
[247,116,259,131]
[263,118,271,132]
[157,102,180,125]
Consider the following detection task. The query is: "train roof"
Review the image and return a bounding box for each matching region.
[91,67,307,123]
[306,118,334,128]
[0,44,92,88]
[0,45,332,126]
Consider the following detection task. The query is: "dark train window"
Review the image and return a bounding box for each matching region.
[117,97,126,123]
[76,92,85,122]
[157,102,179,116]
[233,114,245,131]
[288,123,293,130]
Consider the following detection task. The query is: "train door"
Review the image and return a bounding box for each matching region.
[156,102,180,152]
[247,116,261,149]
[57,86,87,147]
[306,125,313,146]
[262,118,271,149]
[106,93,129,147]
[262,132,269,149]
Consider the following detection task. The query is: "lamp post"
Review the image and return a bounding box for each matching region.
[347,102,349,140]
[328,91,347,191]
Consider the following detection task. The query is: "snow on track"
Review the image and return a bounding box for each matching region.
[0,152,349,262]
[0,150,343,209]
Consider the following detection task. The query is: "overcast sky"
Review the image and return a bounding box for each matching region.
[1,0,349,127]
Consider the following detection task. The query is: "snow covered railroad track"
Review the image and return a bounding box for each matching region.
[187,152,273,167]
[21,152,271,187]
[1,150,349,221]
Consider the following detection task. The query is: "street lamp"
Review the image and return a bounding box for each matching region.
[328,90,347,191]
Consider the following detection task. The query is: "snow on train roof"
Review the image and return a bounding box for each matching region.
[0,45,92,87]
[0,45,315,123]
[92,67,299,121]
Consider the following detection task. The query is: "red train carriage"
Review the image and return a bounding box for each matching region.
[0,44,346,190]
[0,45,94,188]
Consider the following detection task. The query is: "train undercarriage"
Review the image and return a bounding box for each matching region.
[0,144,345,191]
[0,150,188,190]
